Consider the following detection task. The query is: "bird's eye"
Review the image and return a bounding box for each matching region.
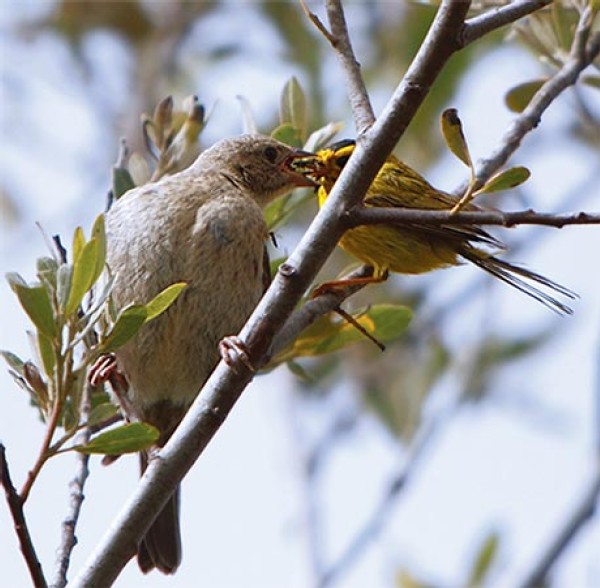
[263,146,278,162]
[336,154,351,168]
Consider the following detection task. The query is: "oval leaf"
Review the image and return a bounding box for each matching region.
[271,123,303,148]
[145,282,187,322]
[505,79,546,113]
[271,304,412,367]
[36,256,58,290]
[280,76,307,140]
[13,283,57,337]
[440,108,473,169]
[1,350,26,374]
[581,75,600,89]
[37,331,56,376]
[479,166,531,194]
[72,226,85,264]
[65,238,100,315]
[304,121,345,152]
[112,166,136,200]
[90,214,107,287]
[75,422,159,455]
[56,263,72,311]
[87,403,120,427]
[100,304,148,352]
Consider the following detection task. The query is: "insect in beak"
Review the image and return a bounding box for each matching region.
[281,150,323,187]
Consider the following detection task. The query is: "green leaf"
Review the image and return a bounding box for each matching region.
[236,94,258,134]
[5,272,27,289]
[271,123,303,149]
[90,214,107,287]
[0,350,26,374]
[65,238,100,315]
[581,75,600,89]
[37,331,56,376]
[12,283,57,338]
[478,166,531,194]
[269,256,287,277]
[72,226,85,264]
[56,264,72,311]
[505,79,546,113]
[144,282,187,322]
[86,403,119,427]
[304,121,345,152]
[271,304,412,366]
[280,76,307,140]
[466,531,501,587]
[112,166,136,200]
[440,108,473,169]
[74,422,159,455]
[36,257,58,290]
[99,304,148,352]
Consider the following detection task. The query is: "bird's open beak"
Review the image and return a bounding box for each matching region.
[281,150,324,188]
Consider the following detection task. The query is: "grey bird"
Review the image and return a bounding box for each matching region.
[105,135,313,574]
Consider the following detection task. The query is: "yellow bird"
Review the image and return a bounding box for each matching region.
[299,139,575,314]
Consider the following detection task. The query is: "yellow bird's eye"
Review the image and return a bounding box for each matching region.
[335,154,351,168]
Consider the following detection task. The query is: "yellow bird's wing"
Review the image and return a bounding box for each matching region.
[363,161,505,250]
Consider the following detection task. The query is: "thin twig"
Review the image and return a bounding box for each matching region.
[517,308,600,587]
[0,444,48,588]
[299,0,336,45]
[325,0,376,134]
[346,207,600,229]
[516,465,600,588]
[20,398,62,503]
[318,406,453,588]
[51,383,93,588]
[267,266,374,361]
[299,0,375,133]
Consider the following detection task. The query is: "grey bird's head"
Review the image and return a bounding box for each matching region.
[192,135,316,206]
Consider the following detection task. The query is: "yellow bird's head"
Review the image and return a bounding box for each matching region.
[288,139,357,206]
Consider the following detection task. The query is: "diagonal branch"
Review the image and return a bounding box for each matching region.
[0,444,47,588]
[324,0,376,134]
[474,7,600,186]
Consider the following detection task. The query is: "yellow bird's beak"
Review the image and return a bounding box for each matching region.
[282,151,327,188]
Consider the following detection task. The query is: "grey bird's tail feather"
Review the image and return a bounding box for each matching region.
[137,454,182,574]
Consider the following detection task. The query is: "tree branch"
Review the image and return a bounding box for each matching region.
[461,0,553,46]
[346,207,600,229]
[474,7,600,186]
[0,444,47,588]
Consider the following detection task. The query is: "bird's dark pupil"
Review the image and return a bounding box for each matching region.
[264,146,278,162]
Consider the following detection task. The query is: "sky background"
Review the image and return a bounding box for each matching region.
[1,2,599,587]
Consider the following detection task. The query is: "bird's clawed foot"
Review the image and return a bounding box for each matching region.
[219,336,255,373]
[89,353,122,387]
[310,272,389,299]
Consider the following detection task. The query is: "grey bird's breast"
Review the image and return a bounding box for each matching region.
[105,178,268,412]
